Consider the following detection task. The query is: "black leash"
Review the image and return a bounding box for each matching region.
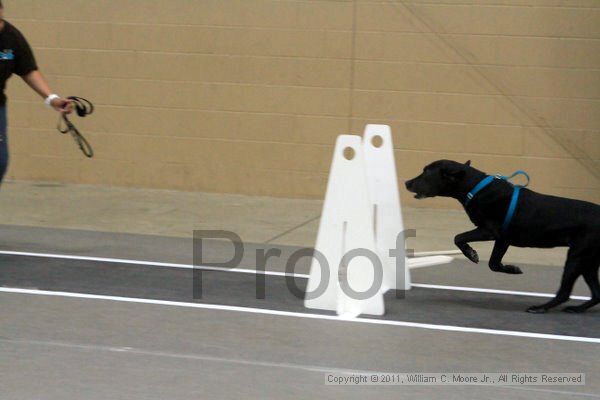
[57,96,95,158]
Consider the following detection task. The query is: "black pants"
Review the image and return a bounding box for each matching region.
[0,107,7,182]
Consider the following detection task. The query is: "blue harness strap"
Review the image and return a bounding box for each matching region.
[502,187,521,232]
[465,170,529,233]
[464,175,495,206]
[503,170,530,188]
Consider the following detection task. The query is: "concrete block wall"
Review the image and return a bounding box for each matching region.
[4,0,599,207]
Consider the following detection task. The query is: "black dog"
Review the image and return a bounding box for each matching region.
[405,160,600,313]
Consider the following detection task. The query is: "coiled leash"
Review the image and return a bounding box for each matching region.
[464,170,530,232]
[57,96,95,158]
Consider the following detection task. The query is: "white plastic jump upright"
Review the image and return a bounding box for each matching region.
[304,125,453,317]
[363,124,409,292]
[304,135,385,317]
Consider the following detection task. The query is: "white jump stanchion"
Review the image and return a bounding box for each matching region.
[304,135,385,317]
[362,124,409,291]
[305,125,454,317]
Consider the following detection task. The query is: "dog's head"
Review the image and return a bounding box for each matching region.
[405,160,473,199]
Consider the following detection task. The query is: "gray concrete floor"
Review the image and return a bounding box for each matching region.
[1,180,597,400]
[2,293,598,400]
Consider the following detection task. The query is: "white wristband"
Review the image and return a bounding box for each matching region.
[45,94,60,108]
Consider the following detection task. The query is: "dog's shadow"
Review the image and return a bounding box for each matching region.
[399,297,598,339]
[447,296,596,314]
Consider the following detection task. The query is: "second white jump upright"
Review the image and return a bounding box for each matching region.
[304,125,452,317]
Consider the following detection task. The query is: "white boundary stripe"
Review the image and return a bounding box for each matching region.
[0,250,590,301]
[1,287,599,344]
[0,249,450,276]
[412,284,591,301]
[4,338,383,376]
[0,250,298,278]
[6,341,598,398]
[412,250,463,257]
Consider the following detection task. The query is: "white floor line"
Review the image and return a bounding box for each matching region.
[412,250,463,257]
[411,284,591,301]
[0,250,297,278]
[0,249,589,301]
[1,287,599,344]
[3,338,382,376]
[0,249,451,277]
[5,339,598,399]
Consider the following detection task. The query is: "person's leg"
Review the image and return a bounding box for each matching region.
[0,106,8,183]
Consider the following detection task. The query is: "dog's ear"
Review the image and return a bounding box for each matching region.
[465,160,471,166]
[442,164,466,180]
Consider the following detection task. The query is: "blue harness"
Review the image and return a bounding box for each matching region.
[464,170,530,232]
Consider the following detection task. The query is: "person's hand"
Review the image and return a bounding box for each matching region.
[50,97,74,114]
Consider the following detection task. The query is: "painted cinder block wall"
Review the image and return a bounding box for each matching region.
[5,0,599,208]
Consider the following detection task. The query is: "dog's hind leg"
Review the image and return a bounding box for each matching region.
[454,227,493,264]
[489,241,522,274]
[563,263,600,313]
[527,247,585,314]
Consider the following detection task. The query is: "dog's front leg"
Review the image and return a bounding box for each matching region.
[488,241,522,274]
[454,228,493,264]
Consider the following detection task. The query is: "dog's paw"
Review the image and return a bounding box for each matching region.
[489,264,522,274]
[503,265,523,275]
[563,305,586,314]
[462,247,479,264]
[526,305,548,314]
